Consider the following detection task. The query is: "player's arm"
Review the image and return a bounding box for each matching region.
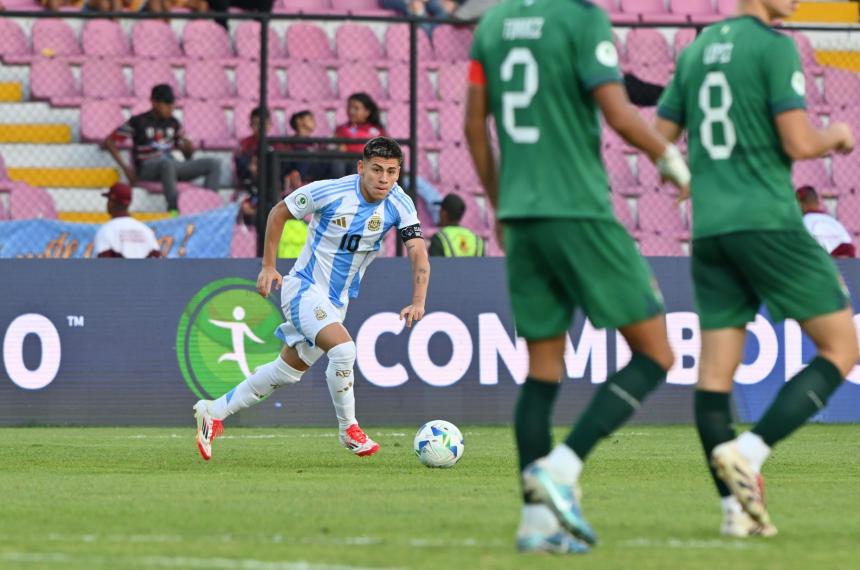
[776,111,854,160]
[400,236,430,328]
[256,201,295,297]
[104,126,137,185]
[463,65,499,212]
[655,117,684,144]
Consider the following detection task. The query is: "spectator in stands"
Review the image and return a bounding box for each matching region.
[147,0,211,16]
[208,0,274,29]
[429,193,485,257]
[41,0,84,11]
[235,106,280,225]
[94,183,162,259]
[796,185,856,258]
[105,84,221,215]
[331,93,386,177]
[380,0,460,18]
[283,109,329,191]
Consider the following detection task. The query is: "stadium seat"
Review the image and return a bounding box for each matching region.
[0,19,30,61]
[385,25,434,63]
[133,60,181,100]
[612,192,636,230]
[178,187,224,215]
[236,62,285,103]
[670,0,720,24]
[437,103,465,144]
[8,183,58,220]
[790,31,821,74]
[32,20,84,64]
[285,23,335,63]
[636,153,661,189]
[401,146,434,181]
[182,101,234,149]
[622,0,687,24]
[184,61,234,101]
[639,233,683,256]
[82,60,133,102]
[234,99,285,140]
[793,159,833,192]
[836,192,860,233]
[230,224,258,258]
[82,20,132,61]
[823,68,860,109]
[336,24,384,63]
[833,153,860,193]
[385,104,436,143]
[626,29,673,66]
[432,26,473,63]
[80,100,125,143]
[603,148,643,196]
[637,191,687,235]
[439,145,481,189]
[805,72,825,107]
[673,28,697,58]
[438,62,469,103]
[132,21,183,61]
[30,58,80,101]
[632,63,673,86]
[235,22,284,61]
[594,0,639,24]
[717,0,736,16]
[337,63,385,101]
[456,192,490,238]
[183,20,238,63]
[387,64,436,103]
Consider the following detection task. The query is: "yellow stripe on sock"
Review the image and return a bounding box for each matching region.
[7,168,119,188]
[0,83,23,102]
[0,124,72,144]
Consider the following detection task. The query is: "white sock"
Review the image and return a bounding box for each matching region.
[517,504,558,536]
[208,356,303,420]
[325,341,357,431]
[736,431,771,473]
[545,444,583,486]
[721,495,742,515]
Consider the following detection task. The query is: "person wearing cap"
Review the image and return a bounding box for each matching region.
[104,84,222,214]
[93,183,162,259]
[796,185,856,258]
[428,193,485,257]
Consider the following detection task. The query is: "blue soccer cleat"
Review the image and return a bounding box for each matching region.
[522,461,598,546]
[516,529,590,554]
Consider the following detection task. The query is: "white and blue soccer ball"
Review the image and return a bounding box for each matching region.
[413,420,464,468]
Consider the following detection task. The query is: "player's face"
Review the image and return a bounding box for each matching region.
[358,157,401,202]
[763,0,799,19]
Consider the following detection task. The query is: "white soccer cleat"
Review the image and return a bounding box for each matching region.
[194,400,223,461]
[721,508,778,538]
[339,424,380,457]
[711,441,772,527]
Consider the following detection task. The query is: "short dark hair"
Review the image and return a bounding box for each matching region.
[289,110,312,132]
[250,106,269,122]
[796,185,819,203]
[151,84,175,104]
[440,193,466,223]
[363,136,403,164]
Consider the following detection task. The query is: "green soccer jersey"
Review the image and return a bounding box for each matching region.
[470,0,623,221]
[657,16,808,239]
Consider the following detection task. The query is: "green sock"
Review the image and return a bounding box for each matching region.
[514,377,560,473]
[565,352,665,460]
[694,390,734,498]
[753,356,843,446]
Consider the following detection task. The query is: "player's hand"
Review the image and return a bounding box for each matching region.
[674,184,691,204]
[256,266,282,298]
[400,303,425,328]
[657,144,691,189]
[832,122,855,154]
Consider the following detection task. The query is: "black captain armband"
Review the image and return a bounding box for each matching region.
[399,224,423,242]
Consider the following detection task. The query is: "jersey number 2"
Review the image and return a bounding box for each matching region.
[698,71,736,160]
[501,48,539,144]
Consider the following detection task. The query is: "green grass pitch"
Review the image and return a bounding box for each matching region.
[0,425,858,569]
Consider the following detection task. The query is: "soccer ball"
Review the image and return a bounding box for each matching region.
[413,420,464,468]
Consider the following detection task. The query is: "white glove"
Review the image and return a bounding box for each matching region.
[656,144,691,188]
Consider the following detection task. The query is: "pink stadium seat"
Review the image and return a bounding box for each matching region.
[639,234,683,256]
[438,62,469,103]
[612,192,635,230]
[717,0,736,15]
[593,0,638,24]
[401,146,434,181]
[622,0,686,23]
[236,62,285,103]
[836,193,860,233]
[457,192,490,238]
[286,60,335,100]
[81,101,125,142]
[385,104,436,143]
[637,191,687,235]
[183,101,234,149]
[632,63,673,86]
[805,72,825,107]
[8,184,57,220]
[626,28,673,66]
[133,60,180,99]
[285,23,334,63]
[0,20,30,61]
[82,20,132,61]
[432,26,473,63]
[178,187,224,215]
[336,24,384,63]
[604,149,643,195]
[30,58,79,101]
[230,224,258,258]
[823,68,860,108]
[439,145,480,189]
[385,25,434,63]
[235,22,283,61]
[670,0,719,23]
[793,159,831,190]
[234,100,285,140]
[674,28,697,58]
[183,20,236,62]
[388,64,436,103]
[132,21,183,60]
[82,59,132,101]
[438,103,465,144]
[833,154,860,193]
[32,20,83,63]
[790,31,820,72]
[338,63,385,100]
[184,61,234,101]
[637,153,662,189]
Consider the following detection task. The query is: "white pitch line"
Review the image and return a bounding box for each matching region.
[622,538,760,550]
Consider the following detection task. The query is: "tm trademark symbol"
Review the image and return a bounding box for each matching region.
[66,316,85,328]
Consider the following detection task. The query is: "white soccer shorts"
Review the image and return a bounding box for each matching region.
[275,276,348,366]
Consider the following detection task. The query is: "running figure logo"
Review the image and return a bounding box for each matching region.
[209,306,266,377]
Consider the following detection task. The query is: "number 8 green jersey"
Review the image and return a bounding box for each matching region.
[470,0,623,221]
[657,16,807,239]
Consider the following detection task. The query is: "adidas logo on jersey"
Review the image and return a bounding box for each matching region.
[333,216,348,229]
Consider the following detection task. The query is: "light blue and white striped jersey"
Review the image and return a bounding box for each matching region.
[284,174,420,307]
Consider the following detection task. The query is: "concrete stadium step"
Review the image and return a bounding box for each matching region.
[58,211,174,224]
[7,167,119,188]
[0,143,116,168]
[0,83,23,102]
[0,103,81,141]
[0,124,72,144]
[788,2,859,24]
[48,187,237,213]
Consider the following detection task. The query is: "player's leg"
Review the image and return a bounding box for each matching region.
[314,320,380,457]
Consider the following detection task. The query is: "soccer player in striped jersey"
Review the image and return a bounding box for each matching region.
[193,137,430,460]
[656,0,857,537]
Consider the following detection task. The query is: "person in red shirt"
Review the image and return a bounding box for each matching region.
[332,93,386,177]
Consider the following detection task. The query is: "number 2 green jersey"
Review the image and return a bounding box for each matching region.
[657,16,807,239]
[470,0,623,221]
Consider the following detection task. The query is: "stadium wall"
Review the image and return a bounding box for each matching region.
[1,258,860,426]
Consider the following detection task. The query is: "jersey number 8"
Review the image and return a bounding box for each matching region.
[698,71,737,160]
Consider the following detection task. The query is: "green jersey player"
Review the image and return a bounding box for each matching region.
[656,0,857,537]
[465,0,690,554]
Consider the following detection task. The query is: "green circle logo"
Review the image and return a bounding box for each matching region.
[177,278,282,399]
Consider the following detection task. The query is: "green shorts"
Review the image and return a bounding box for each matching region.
[692,230,851,330]
[504,219,664,340]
